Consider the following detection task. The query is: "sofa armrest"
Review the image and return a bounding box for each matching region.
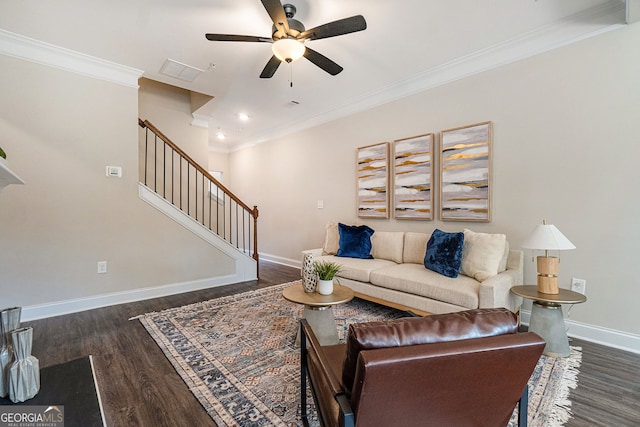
[506,249,524,284]
[479,270,520,311]
[478,250,523,312]
[302,248,323,258]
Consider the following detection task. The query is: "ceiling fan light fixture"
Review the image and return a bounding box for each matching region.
[272,38,305,63]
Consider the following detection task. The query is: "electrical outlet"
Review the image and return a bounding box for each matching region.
[571,277,586,294]
[97,261,107,274]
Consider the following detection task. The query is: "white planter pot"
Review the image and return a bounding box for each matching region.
[317,279,334,295]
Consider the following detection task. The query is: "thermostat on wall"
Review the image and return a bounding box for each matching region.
[106,166,122,178]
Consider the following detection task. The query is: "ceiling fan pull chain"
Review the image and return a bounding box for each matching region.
[289,63,294,88]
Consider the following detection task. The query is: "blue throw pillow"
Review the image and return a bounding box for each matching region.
[337,223,375,259]
[424,229,465,278]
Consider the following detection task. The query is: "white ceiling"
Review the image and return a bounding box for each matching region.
[0,0,627,151]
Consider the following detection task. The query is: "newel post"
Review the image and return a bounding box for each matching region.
[253,206,259,277]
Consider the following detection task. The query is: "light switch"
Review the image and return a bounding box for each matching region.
[317,200,324,209]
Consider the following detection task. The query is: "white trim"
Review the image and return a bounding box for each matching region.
[138,183,257,282]
[232,0,626,151]
[191,113,210,129]
[259,252,301,269]
[20,274,239,322]
[520,309,640,355]
[0,29,143,88]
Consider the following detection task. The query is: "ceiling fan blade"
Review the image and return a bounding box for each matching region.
[303,47,343,76]
[260,55,282,78]
[261,0,290,35]
[299,15,367,41]
[205,34,271,43]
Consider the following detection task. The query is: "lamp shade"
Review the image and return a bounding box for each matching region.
[272,38,306,62]
[521,223,575,251]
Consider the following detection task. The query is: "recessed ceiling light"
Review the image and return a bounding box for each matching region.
[238,112,249,121]
[216,132,225,140]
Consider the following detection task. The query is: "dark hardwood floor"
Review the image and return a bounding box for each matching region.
[8,263,640,426]
[566,337,640,427]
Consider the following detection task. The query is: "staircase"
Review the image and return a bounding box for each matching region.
[138,119,259,278]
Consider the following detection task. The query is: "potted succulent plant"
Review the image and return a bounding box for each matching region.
[314,260,342,295]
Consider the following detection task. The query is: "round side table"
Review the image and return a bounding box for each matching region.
[510,285,586,357]
[283,282,354,346]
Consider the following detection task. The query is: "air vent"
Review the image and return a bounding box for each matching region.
[160,59,203,82]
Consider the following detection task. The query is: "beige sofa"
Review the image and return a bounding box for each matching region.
[303,227,523,315]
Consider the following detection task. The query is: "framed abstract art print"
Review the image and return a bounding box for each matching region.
[357,142,390,219]
[393,133,434,220]
[439,121,492,222]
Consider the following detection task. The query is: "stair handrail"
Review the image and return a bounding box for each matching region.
[138,118,259,265]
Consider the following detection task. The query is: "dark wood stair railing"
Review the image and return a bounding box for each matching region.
[138,119,259,275]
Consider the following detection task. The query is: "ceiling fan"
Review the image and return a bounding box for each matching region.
[205,0,367,78]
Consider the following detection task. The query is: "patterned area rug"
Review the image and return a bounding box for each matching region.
[138,281,581,427]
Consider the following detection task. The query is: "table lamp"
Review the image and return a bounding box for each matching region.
[521,220,575,294]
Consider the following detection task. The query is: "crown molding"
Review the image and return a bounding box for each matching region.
[0,29,143,88]
[235,0,626,150]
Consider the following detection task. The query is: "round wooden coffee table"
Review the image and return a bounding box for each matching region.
[283,282,354,346]
[511,285,586,357]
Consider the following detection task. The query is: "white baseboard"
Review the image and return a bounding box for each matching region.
[520,309,640,355]
[21,274,239,322]
[259,252,300,269]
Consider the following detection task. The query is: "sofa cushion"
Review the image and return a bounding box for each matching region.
[371,231,404,263]
[342,308,518,396]
[337,223,375,259]
[461,229,507,281]
[423,229,465,278]
[322,222,340,255]
[403,232,430,264]
[316,255,397,283]
[370,263,480,309]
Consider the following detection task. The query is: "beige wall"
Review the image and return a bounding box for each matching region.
[138,78,209,167]
[0,56,234,309]
[208,151,229,185]
[229,24,640,336]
